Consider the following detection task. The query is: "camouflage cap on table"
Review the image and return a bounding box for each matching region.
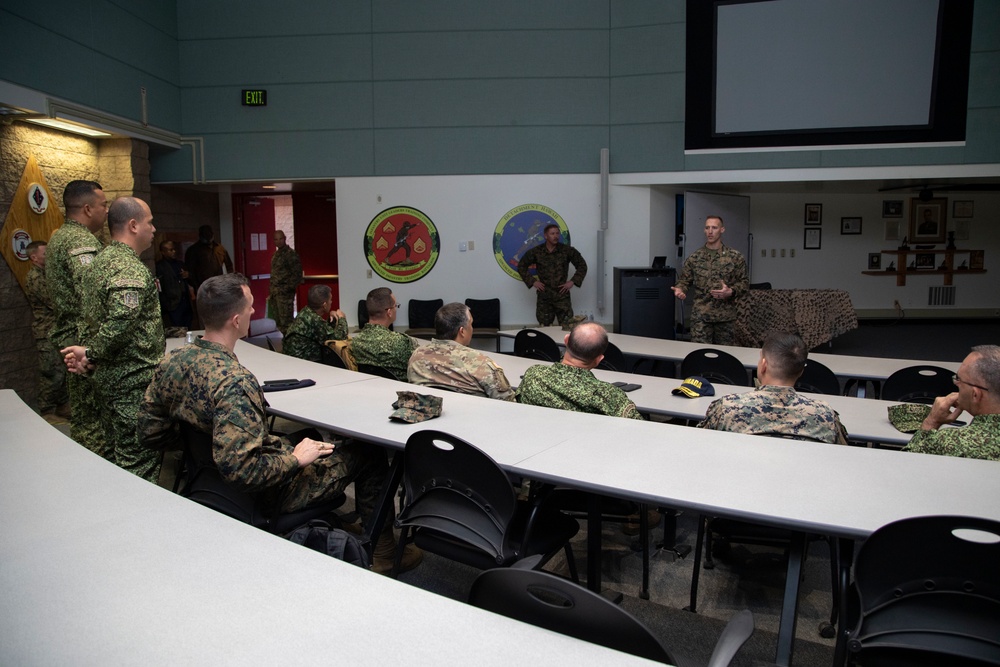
[390,391,443,423]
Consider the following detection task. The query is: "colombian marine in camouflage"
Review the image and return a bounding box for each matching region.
[518,242,587,326]
[351,323,418,381]
[904,414,1000,461]
[697,385,849,445]
[270,244,303,334]
[407,338,516,401]
[517,362,643,420]
[283,307,348,363]
[24,264,68,413]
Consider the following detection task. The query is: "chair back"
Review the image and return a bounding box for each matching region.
[407,298,443,338]
[794,359,841,395]
[466,298,501,351]
[319,342,347,369]
[178,422,259,524]
[514,329,561,362]
[596,341,628,372]
[880,365,954,403]
[847,515,1000,666]
[357,363,398,379]
[681,348,750,386]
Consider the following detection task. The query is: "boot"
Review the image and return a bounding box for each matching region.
[372,530,423,575]
[623,508,661,536]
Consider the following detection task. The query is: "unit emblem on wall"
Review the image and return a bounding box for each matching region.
[363,206,440,283]
[27,183,49,214]
[493,203,571,280]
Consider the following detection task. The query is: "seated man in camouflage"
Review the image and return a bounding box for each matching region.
[698,331,848,444]
[351,286,417,381]
[407,302,515,401]
[137,274,421,574]
[282,284,348,363]
[904,345,1000,461]
[517,322,643,420]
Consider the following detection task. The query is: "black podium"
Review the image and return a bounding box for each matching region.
[613,267,676,339]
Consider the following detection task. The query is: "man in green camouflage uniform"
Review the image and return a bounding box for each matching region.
[407,302,515,401]
[517,223,587,328]
[63,197,166,482]
[46,180,109,458]
[904,345,1000,461]
[698,331,848,444]
[24,241,69,418]
[137,274,421,573]
[672,216,748,345]
[352,287,418,381]
[517,322,643,420]
[283,284,348,363]
[269,230,303,335]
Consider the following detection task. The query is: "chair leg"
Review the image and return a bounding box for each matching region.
[686,515,707,613]
[389,525,410,579]
[704,522,717,569]
[562,543,579,583]
[639,504,650,600]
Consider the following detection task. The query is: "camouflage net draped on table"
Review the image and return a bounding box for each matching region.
[736,289,858,349]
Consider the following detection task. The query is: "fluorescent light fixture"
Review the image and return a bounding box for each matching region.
[25,117,113,138]
[261,184,277,189]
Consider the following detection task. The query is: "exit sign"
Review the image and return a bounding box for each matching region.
[242,89,267,106]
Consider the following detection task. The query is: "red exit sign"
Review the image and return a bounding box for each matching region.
[242,89,267,106]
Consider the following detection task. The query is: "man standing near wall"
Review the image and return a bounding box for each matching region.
[671,215,748,345]
[185,224,233,291]
[46,180,109,459]
[24,241,69,421]
[269,230,303,335]
[517,223,587,329]
[63,197,166,482]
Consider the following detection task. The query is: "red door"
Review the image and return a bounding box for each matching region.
[235,196,276,322]
[292,191,339,310]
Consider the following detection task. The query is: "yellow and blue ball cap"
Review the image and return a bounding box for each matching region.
[672,376,715,398]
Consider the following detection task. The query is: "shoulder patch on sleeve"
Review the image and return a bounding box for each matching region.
[122,291,140,309]
[112,278,146,289]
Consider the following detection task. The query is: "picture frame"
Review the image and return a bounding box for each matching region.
[909,197,947,244]
[804,203,822,225]
[953,200,974,218]
[969,250,984,270]
[882,200,903,218]
[884,219,900,242]
[867,253,881,270]
[804,228,821,249]
[915,253,935,270]
[841,216,862,235]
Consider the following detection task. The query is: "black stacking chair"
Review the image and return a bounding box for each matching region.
[596,341,628,372]
[470,559,755,667]
[319,343,347,369]
[513,328,561,362]
[357,363,398,380]
[391,430,579,580]
[680,348,751,386]
[407,298,442,339]
[465,297,501,351]
[839,515,1000,667]
[880,365,954,403]
[795,359,841,395]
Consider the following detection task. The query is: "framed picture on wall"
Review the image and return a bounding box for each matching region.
[882,200,903,217]
[909,197,947,244]
[804,203,822,225]
[953,200,974,218]
[868,253,881,270]
[841,217,862,235]
[804,228,821,249]
[915,253,935,270]
[884,219,900,241]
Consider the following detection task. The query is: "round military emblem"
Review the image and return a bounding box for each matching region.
[363,206,440,283]
[27,183,49,214]
[11,229,32,261]
[493,204,571,280]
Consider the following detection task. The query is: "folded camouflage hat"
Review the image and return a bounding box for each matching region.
[672,376,715,399]
[390,391,443,423]
[888,403,932,433]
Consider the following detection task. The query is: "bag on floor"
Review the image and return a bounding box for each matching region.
[286,520,370,569]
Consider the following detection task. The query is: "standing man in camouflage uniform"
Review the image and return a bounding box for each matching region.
[46,180,108,458]
[698,331,848,444]
[283,284,348,363]
[269,230,303,335]
[137,274,421,574]
[517,322,643,420]
[352,287,418,381]
[24,241,69,420]
[517,223,587,329]
[62,197,166,482]
[407,302,515,401]
[672,215,748,345]
[904,345,1000,461]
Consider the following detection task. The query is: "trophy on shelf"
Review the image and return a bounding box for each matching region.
[885,260,896,272]
[938,259,948,270]
[898,236,910,251]
[958,260,969,271]
[907,259,916,270]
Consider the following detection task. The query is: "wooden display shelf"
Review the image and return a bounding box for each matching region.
[864,249,985,286]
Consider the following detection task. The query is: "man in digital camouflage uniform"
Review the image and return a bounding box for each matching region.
[24,241,69,420]
[46,180,108,458]
[269,230,303,335]
[904,345,1000,461]
[517,322,643,420]
[698,331,849,444]
[517,223,587,329]
[407,302,515,401]
[672,215,748,345]
[283,284,348,363]
[137,274,421,573]
[63,197,166,482]
[352,287,418,381]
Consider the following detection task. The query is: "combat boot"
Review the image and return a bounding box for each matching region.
[371,530,423,575]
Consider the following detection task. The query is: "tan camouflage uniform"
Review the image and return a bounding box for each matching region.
[24,264,68,413]
[697,385,849,444]
[904,414,1000,461]
[518,243,587,326]
[82,240,166,482]
[407,338,515,401]
[517,363,643,420]
[138,338,389,516]
[283,307,348,363]
[270,244,303,335]
[46,219,107,458]
[351,323,418,381]
[675,244,748,344]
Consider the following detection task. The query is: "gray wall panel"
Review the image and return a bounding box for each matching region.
[610,123,685,172]
[611,0,684,28]
[177,0,371,39]
[609,24,683,77]
[201,130,375,180]
[610,74,683,125]
[968,51,1000,108]
[373,0,609,31]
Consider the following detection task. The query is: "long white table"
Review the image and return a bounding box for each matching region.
[0,389,649,666]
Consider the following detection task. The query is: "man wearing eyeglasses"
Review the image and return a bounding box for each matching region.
[904,345,1000,461]
[351,287,417,381]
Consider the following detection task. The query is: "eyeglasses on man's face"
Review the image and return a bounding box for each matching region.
[953,374,990,392]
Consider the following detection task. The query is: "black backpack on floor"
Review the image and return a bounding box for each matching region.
[286,520,370,569]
